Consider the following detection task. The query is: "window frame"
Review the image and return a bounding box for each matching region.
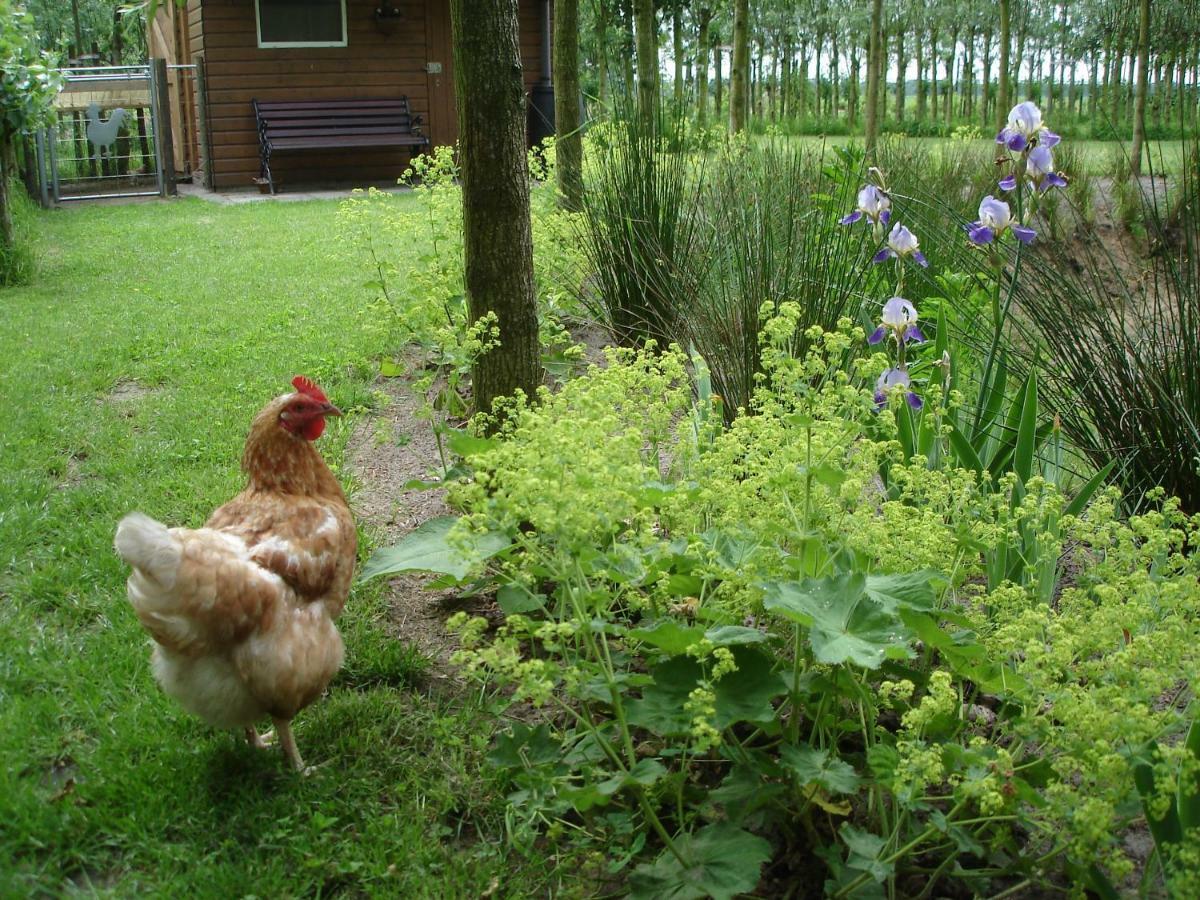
[254,0,349,49]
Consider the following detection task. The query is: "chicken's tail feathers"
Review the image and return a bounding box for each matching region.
[115,512,181,590]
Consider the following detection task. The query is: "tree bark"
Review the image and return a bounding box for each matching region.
[554,0,583,211]
[697,7,712,126]
[998,0,1011,131]
[633,0,658,124]
[864,0,883,157]
[895,27,906,122]
[0,138,14,255]
[1130,0,1151,175]
[596,0,610,105]
[450,0,542,421]
[714,44,723,120]
[730,0,749,132]
[672,3,684,109]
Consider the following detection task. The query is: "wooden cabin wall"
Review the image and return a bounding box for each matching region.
[192,0,549,190]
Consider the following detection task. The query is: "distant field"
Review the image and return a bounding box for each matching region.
[757,134,1190,176]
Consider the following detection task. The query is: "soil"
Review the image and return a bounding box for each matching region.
[344,348,465,674]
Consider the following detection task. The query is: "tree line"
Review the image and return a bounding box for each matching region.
[578,0,1199,142]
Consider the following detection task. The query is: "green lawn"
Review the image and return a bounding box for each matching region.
[0,197,577,896]
[763,133,1190,176]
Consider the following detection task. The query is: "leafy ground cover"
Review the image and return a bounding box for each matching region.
[0,197,588,896]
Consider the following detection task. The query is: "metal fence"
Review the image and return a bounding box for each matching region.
[38,62,186,203]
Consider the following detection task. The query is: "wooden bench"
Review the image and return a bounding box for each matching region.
[252,97,429,194]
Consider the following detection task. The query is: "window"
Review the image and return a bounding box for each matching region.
[256,0,347,48]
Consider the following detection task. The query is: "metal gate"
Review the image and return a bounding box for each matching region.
[37,64,171,202]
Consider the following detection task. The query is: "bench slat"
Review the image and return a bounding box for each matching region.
[264,117,412,131]
[252,95,427,193]
[270,135,429,149]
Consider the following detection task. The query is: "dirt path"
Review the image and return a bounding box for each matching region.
[345,352,463,671]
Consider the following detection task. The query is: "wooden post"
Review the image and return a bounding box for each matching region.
[192,54,211,189]
[151,57,177,196]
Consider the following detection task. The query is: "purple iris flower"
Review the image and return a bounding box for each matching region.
[872,223,929,267]
[868,297,926,346]
[1026,146,1068,192]
[875,366,923,410]
[967,195,1036,246]
[995,101,1060,154]
[840,184,892,227]
[999,145,1068,193]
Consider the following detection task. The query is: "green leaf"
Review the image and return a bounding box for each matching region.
[763,574,914,669]
[379,358,405,377]
[863,571,940,614]
[488,722,560,769]
[1012,371,1039,484]
[703,625,768,647]
[445,428,498,458]
[630,620,705,655]
[496,584,545,615]
[948,424,984,475]
[626,657,702,737]
[781,743,861,794]
[629,823,772,900]
[713,647,788,728]
[973,353,1008,447]
[840,823,894,883]
[358,516,509,582]
[598,759,668,796]
[1179,717,1200,834]
[1062,460,1116,519]
[1135,741,1184,851]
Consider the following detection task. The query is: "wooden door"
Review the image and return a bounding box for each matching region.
[424,0,457,147]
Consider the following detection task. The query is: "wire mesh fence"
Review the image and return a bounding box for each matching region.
[44,65,163,201]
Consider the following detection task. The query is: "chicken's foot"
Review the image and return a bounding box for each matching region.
[273,717,314,775]
[245,726,276,750]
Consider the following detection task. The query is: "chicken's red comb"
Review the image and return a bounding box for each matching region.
[291,375,329,403]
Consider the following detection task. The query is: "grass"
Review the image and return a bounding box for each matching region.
[753,134,1192,176]
[0,196,582,896]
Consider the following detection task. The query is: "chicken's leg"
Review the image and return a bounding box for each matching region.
[273,717,313,775]
[245,725,275,749]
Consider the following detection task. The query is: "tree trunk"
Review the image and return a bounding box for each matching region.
[849,45,860,125]
[596,0,610,105]
[697,8,712,126]
[714,44,723,120]
[1130,0,1151,175]
[621,0,635,95]
[730,0,749,132]
[865,0,883,156]
[916,29,926,120]
[0,137,14,255]
[554,0,583,211]
[633,0,657,124]
[450,0,541,421]
[926,27,936,121]
[672,3,684,109]
[998,0,1011,130]
[981,29,992,125]
[895,27,906,121]
[799,40,808,121]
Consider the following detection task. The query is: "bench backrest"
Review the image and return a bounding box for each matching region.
[253,98,419,140]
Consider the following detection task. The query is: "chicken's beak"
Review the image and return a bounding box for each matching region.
[321,403,343,417]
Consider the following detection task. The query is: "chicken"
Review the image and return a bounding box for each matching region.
[114,376,356,773]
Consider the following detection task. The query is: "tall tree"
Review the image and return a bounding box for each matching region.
[697,7,713,125]
[633,0,658,123]
[730,0,750,132]
[1130,0,1151,175]
[864,0,883,157]
[450,0,542,420]
[554,0,584,210]
[998,0,1011,129]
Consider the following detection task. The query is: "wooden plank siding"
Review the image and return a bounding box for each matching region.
[191,0,550,190]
